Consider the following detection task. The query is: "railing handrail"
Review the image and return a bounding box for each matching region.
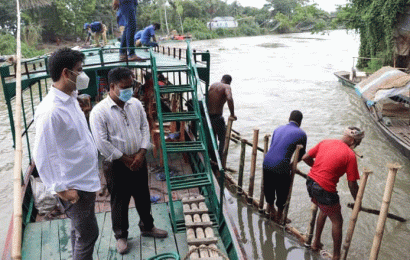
[186,41,226,220]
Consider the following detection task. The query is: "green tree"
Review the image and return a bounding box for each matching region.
[0,1,17,34]
[335,0,409,68]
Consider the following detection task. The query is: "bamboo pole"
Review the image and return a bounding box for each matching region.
[12,0,23,259]
[369,163,401,260]
[258,134,270,212]
[222,116,234,168]
[247,129,259,204]
[232,134,264,152]
[231,128,240,136]
[346,204,406,222]
[281,145,303,225]
[341,168,372,260]
[305,203,318,247]
[237,139,246,195]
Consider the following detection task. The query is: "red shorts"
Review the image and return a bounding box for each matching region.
[311,197,341,216]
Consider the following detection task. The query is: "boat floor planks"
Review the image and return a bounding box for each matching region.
[22,150,205,259]
[23,203,190,259]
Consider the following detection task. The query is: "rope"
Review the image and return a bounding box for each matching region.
[183,245,229,260]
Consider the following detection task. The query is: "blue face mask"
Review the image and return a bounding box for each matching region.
[118,87,133,103]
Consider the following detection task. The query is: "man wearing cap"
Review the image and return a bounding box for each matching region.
[84,22,108,47]
[302,126,364,260]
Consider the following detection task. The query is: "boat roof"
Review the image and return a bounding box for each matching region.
[355,66,410,105]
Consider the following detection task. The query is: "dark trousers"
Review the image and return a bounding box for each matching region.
[119,2,136,56]
[263,167,291,210]
[210,114,226,158]
[61,191,98,260]
[142,41,159,47]
[106,159,154,239]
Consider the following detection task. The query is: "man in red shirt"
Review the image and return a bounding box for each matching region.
[302,127,364,260]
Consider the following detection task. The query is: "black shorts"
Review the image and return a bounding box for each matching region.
[263,166,291,210]
[306,177,339,206]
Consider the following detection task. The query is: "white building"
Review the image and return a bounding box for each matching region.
[207,17,238,30]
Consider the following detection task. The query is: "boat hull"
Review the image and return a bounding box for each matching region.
[334,71,356,88]
[366,104,410,159]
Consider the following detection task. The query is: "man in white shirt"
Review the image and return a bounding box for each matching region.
[89,67,167,254]
[33,48,101,260]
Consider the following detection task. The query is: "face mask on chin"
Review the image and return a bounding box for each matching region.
[68,70,90,90]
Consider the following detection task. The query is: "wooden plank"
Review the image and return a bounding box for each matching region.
[140,232,156,259]
[122,207,141,260]
[59,218,72,260]
[93,212,108,260]
[152,203,179,256]
[174,232,189,259]
[21,222,42,260]
[97,212,116,260]
[41,220,60,260]
[140,203,173,259]
[214,229,229,257]
[105,212,121,260]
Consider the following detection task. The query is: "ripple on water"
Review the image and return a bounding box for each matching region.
[257,42,287,48]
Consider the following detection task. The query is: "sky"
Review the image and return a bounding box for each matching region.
[226,0,349,13]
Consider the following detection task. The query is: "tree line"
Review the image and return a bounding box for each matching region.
[1,0,340,57]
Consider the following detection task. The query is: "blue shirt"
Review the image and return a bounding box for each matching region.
[134,30,143,42]
[263,122,307,173]
[141,25,155,44]
[90,22,102,33]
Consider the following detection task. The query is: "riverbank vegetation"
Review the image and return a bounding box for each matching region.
[1,0,341,58]
[335,0,410,71]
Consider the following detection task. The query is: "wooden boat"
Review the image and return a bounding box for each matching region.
[334,70,367,89]
[345,66,410,159]
[0,43,246,259]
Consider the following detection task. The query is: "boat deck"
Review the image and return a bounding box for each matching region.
[22,203,226,260]
[20,152,226,259]
[0,46,206,91]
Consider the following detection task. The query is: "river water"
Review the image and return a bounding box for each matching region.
[1,30,410,259]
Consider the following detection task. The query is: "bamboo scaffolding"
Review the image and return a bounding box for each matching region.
[369,163,401,260]
[258,135,270,212]
[12,0,23,259]
[281,145,303,225]
[222,116,234,168]
[237,139,246,195]
[247,129,259,204]
[341,168,372,260]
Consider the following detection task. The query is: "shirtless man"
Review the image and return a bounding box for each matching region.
[207,74,237,158]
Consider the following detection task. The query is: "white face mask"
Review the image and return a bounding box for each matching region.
[69,70,90,90]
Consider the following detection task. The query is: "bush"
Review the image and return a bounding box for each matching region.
[0,33,46,58]
[191,30,217,40]
[183,18,208,32]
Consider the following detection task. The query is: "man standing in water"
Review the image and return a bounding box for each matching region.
[263,110,307,223]
[302,127,364,260]
[33,48,101,260]
[207,74,236,158]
